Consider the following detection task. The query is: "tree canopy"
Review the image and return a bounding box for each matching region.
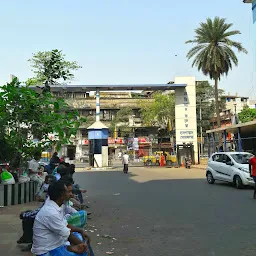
[140,92,175,130]
[238,106,256,123]
[110,107,134,137]
[196,81,225,134]
[27,49,81,87]
[186,17,247,127]
[0,78,85,167]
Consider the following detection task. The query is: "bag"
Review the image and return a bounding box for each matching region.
[19,175,30,183]
[1,171,15,185]
[67,210,87,228]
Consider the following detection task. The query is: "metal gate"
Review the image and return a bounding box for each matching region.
[177,144,194,165]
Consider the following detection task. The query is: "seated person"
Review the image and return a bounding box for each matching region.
[60,176,89,212]
[69,164,76,176]
[36,175,56,202]
[49,152,61,172]
[53,164,70,181]
[32,180,94,256]
[61,173,87,204]
[17,175,56,250]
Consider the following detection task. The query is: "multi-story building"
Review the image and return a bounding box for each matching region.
[49,86,159,160]
[222,94,249,115]
[210,93,249,128]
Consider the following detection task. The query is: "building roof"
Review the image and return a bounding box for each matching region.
[87,121,108,129]
[221,95,249,99]
[206,120,256,134]
[30,83,187,92]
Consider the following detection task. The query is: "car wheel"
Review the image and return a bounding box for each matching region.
[206,171,215,184]
[234,175,244,189]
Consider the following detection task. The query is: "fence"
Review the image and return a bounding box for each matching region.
[204,136,256,157]
[0,181,37,207]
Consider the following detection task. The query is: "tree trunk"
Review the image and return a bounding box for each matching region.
[214,78,221,128]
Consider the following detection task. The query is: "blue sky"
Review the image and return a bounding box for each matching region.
[0,0,254,97]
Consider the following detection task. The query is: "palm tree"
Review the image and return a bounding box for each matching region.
[186,17,247,127]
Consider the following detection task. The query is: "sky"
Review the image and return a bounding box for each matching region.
[0,0,255,97]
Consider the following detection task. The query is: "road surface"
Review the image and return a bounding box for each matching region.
[75,167,256,256]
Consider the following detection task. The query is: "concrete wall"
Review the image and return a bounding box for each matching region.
[175,77,198,164]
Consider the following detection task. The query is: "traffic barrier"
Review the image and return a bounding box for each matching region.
[0,181,37,207]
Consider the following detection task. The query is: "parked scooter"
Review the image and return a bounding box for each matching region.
[185,157,192,169]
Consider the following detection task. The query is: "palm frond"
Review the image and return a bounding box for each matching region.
[186,45,206,59]
[185,16,247,80]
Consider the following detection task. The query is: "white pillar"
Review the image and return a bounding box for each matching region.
[96,88,100,122]
[175,76,198,164]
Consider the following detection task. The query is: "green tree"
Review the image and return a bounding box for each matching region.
[0,78,85,167]
[186,17,247,127]
[140,92,175,129]
[25,77,39,86]
[196,81,225,134]
[28,49,81,89]
[238,106,256,123]
[110,108,133,137]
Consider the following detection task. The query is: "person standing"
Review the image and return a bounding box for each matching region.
[160,153,166,167]
[249,152,256,199]
[28,152,44,194]
[49,152,60,173]
[122,152,129,174]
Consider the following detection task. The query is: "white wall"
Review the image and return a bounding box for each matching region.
[175,77,198,164]
[94,154,103,168]
[102,146,109,167]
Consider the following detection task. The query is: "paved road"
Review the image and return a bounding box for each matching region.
[2,167,256,256]
[75,167,256,256]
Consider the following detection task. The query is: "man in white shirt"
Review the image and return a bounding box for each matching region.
[28,152,44,194]
[32,180,90,256]
[122,152,129,174]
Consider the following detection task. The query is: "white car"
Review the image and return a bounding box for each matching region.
[206,152,254,189]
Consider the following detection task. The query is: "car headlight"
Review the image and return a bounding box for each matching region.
[238,167,249,173]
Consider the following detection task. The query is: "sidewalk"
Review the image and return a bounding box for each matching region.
[192,164,207,170]
[0,202,39,255]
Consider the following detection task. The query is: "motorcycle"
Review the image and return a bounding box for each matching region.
[185,158,192,169]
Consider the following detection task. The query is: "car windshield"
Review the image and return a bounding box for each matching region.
[231,153,253,164]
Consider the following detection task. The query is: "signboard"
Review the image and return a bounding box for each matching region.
[108,138,115,144]
[133,138,139,150]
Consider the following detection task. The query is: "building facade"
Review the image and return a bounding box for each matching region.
[31,76,198,164]
[210,94,249,128]
[51,89,161,160]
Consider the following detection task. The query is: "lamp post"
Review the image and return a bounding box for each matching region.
[199,99,203,157]
[234,103,237,124]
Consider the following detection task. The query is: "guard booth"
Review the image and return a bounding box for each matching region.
[177,143,195,166]
[87,121,109,168]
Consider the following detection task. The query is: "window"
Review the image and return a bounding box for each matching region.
[81,129,87,137]
[102,110,111,121]
[213,154,223,162]
[231,153,253,164]
[222,154,231,163]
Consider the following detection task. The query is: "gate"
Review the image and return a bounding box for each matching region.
[177,144,194,165]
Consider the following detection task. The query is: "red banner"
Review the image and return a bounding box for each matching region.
[108,138,123,144]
